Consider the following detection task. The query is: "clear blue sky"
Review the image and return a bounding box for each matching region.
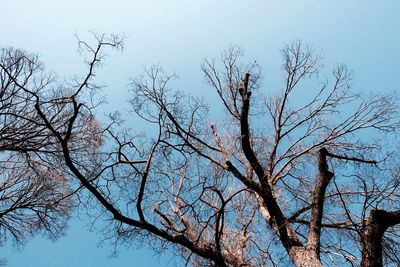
[1,1,399,266]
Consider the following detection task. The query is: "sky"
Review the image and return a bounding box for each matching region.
[1,1,400,266]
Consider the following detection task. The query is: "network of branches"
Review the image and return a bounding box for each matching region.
[1,33,400,267]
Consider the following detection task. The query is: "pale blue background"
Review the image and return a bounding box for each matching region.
[0,1,399,266]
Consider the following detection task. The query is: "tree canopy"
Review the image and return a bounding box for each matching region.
[1,35,400,267]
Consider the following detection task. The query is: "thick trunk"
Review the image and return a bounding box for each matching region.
[360,224,383,266]
[360,209,400,267]
[289,246,323,267]
[360,210,385,267]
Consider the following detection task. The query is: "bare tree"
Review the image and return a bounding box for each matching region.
[0,48,70,246]
[2,36,400,267]
[0,45,102,248]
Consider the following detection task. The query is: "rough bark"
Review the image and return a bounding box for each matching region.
[360,209,400,267]
[289,247,323,267]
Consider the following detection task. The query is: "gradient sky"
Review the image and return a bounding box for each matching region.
[1,1,400,266]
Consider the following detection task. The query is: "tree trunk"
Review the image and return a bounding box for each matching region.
[360,209,400,267]
[360,210,386,267]
[308,148,334,256]
[289,246,323,267]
